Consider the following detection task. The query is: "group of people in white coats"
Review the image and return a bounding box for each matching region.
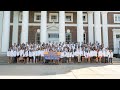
[7,41,114,64]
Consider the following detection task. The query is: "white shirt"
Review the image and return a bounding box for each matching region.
[20,50,24,57]
[104,50,109,57]
[67,52,70,57]
[90,51,94,57]
[13,51,17,57]
[38,50,41,56]
[7,51,10,57]
[87,52,91,57]
[98,51,103,57]
[75,51,79,56]
[17,51,20,56]
[69,52,72,57]
[85,52,88,58]
[32,51,36,57]
[10,50,14,57]
[35,51,38,56]
[41,50,44,56]
[71,52,75,57]
[25,51,29,57]
[93,50,97,57]
[64,51,67,57]
[109,52,113,58]
[60,52,64,58]
[29,51,32,57]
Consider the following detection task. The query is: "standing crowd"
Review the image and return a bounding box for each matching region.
[7,42,114,64]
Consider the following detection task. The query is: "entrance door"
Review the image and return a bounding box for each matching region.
[66,33,72,43]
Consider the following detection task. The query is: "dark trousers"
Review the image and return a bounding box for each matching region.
[63,57,68,63]
[105,57,108,63]
[109,58,113,63]
[13,57,17,63]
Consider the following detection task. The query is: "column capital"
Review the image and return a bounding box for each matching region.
[87,11,93,14]
[101,11,108,14]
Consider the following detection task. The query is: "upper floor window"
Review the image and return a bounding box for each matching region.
[116,34,120,38]
[83,13,87,22]
[34,13,41,22]
[49,13,58,22]
[19,12,22,22]
[65,13,73,22]
[114,14,120,23]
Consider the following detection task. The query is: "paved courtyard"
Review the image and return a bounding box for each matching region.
[0,64,120,79]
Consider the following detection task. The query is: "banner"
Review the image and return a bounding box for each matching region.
[44,52,61,60]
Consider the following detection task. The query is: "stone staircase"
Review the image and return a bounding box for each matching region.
[0,55,8,64]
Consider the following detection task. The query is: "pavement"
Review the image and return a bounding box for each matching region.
[0,64,120,79]
[0,55,120,79]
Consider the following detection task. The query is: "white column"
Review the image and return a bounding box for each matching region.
[40,11,47,43]
[21,11,29,44]
[77,11,84,44]
[1,11,10,52]
[59,11,65,43]
[94,11,102,44]
[0,11,3,52]
[12,11,19,45]
[88,11,94,44]
[101,11,108,48]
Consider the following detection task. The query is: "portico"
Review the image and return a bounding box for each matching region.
[0,11,109,53]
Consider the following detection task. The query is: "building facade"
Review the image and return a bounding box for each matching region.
[0,11,120,54]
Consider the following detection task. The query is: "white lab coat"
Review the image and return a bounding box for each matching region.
[109,52,113,58]
[7,51,10,57]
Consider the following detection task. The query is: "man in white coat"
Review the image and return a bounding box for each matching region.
[108,50,113,64]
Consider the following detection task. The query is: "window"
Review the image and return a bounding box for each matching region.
[114,14,120,23]
[48,33,59,38]
[34,13,41,22]
[19,12,22,22]
[35,33,40,44]
[116,34,120,38]
[49,13,58,22]
[65,13,73,22]
[83,13,87,22]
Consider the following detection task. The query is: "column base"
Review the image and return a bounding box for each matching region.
[0,52,7,56]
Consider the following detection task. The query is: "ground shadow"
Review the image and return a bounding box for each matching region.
[0,63,119,76]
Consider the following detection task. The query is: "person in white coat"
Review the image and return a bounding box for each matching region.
[13,49,17,63]
[104,49,109,63]
[108,50,113,64]
[60,50,64,63]
[98,49,103,63]
[87,50,91,63]
[32,49,36,63]
[29,50,33,63]
[7,48,11,63]
[16,48,20,63]
[25,49,29,64]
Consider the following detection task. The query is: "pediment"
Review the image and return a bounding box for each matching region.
[47,22,59,31]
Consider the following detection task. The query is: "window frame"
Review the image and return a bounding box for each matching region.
[34,12,41,22]
[49,13,58,22]
[48,33,59,38]
[114,14,120,23]
[65,13,73,22]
